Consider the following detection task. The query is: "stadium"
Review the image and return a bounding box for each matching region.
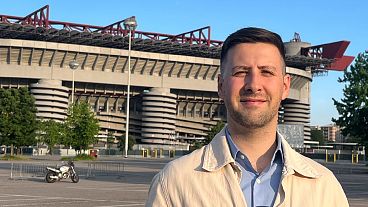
[0,5,354,150]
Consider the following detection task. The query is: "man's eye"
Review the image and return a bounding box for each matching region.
[233,71,247,76]
[261,70,274,75]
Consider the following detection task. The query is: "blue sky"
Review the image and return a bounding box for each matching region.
[1,0,367,126]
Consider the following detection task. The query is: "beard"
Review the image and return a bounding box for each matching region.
[227,95,280,129]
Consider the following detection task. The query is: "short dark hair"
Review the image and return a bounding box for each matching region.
[220,27,286,75]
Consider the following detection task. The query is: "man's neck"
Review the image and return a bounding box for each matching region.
[227,120,278,173]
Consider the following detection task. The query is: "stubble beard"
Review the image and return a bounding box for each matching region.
[227,100,280,129]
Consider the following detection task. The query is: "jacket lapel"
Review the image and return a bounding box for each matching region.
[202,127,235,172]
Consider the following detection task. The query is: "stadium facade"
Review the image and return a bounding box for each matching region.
[0,5,354,149]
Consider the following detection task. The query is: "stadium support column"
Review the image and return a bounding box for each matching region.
[283,101,311,140]
[141,88,177,144]
[30,79,69,122]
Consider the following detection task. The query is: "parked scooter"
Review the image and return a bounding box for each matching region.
[45,160,79,183]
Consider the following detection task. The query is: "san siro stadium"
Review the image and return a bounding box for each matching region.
[0,5,354,150]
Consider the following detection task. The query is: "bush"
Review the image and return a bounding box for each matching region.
[61,153,96,161]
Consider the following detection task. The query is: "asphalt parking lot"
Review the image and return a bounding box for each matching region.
[0,158,367,207]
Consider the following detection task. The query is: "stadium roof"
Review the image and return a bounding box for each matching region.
[0,5,354,71]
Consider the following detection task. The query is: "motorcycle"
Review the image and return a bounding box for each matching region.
[45,160,79,183]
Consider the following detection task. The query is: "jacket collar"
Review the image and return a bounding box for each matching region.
[202,127,235,172]
[279,132,321,178]
[202,126,321,178]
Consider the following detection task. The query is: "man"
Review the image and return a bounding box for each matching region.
[146,27,348,207]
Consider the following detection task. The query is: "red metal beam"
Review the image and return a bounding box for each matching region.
[48,20,104,32]
[302,41,354,71]
[301,41,351,59]
[94,16,135,36]
[0,15,22,23]
[16,5,49,28]
[327,55,355,71]
[168,26,211,46]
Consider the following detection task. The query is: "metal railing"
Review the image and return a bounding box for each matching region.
[9,161,125,180]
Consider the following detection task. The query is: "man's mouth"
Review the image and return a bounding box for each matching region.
[240,98,267,106]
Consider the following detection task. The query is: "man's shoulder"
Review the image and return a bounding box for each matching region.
[296,152,334,177]
[280,135,334,177]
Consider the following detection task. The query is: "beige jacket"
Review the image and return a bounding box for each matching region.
[146,128,349,207]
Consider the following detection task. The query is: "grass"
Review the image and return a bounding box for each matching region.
[0,155,29,161]
[61,153,96,161]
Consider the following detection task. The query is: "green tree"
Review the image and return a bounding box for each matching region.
[16,88,38,154]
[333,51,368,147]
[39,120,67,155]
[0,88,38,156]
[118,135,136,152]
[310,129,325,145]
[191,121,225,150]
[0,89,17,155]
[106,131,115,155]
[65,102,100,153]
[205,121,225,145]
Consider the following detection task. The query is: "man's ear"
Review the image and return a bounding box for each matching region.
[281,74,291,100]
[218,74,224,99]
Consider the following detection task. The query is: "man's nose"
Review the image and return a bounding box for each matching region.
[243,71,262,93]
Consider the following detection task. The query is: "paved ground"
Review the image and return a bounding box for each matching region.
[0,158,366,207]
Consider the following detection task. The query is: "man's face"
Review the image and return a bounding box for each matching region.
[218,43,290,129]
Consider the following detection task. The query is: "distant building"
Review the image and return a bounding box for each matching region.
[311,124,345,142]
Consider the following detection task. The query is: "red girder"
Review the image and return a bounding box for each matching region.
[301,41,354,71]
[94,16,134,36]
[302,41,350,59]
[328,56,355,71]
[16,5,49,28]
[48,20,104,32]
[165,26,211,46]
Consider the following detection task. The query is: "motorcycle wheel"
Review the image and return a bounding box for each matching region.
[45,172,56,183]
[71,174,79,183]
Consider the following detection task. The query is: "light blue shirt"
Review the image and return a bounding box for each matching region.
[225,128,284,207]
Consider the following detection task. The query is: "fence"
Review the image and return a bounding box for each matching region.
[303,152,366,163]
[9,161,125,180]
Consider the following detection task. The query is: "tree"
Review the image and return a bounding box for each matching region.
[310,129,325,145]
[191,121,225,150]
[205,121,225,145]
[39,120,67,155]
[204,121,225,144]
[106,131,115,155]
[117,135,136,152]
[65,102,100,153]
[0,89,17,155]
[333,51,368,147]
[0,88,38,156]
[16,88,38,154]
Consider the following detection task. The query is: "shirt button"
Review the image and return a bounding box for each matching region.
[240,154,245,160]
[256,178,261,184]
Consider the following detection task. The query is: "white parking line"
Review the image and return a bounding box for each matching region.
[0,197,80,202]
[66,186,148,191]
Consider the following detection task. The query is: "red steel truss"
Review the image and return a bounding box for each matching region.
[301,41,354,71]
[0,5,222,47]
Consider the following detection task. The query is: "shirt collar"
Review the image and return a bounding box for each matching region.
[202,125,321,178]
[225,126,284,165]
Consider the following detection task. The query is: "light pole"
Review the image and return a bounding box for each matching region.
[69,59,79,104]
[123,17,137,158]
